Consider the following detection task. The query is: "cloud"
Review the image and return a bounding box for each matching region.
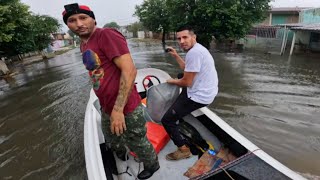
[270,0,320,8]
[21,0,144,32]
[21,0,320,32]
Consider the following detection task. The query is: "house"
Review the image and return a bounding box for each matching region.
[52,33,65,40]
[242,7,320,55]
[119,26,133,39]
[270,7,320,55]
[50,32,73,51]
[287,8,320,54]
[260,7,307,26]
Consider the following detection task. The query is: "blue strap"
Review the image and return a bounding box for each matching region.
[212,158,223,169]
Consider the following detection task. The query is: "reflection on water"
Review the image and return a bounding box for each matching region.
[0,39,319,179]
[211,52,320,177]
[3,76,18,89]
[0,50,90,179]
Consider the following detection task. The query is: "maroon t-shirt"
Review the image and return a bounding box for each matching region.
[80,28,141,115]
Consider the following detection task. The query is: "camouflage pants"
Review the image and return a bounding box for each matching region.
[101,104,159,168]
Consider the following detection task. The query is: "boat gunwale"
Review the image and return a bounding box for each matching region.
[84,68,306,180]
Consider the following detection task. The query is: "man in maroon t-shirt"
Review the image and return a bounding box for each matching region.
[63,3,159,179]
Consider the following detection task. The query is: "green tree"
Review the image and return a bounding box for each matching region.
[103,21,120,29]
[67,29,75,44]
[168,0,270,48]
[0,0,60,58]
[0,5,15,42]
[0,0,32,57]
[135,0,171,44]
[136,0,270,49]
[30,15,60,52]
[0,0,27,43]
[68,29,75,39]
[127,22,144,38]
[67,29,80,46]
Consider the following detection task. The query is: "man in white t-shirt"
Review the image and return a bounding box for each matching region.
[161,25,218,161]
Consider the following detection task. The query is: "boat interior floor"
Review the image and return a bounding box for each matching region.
[112,114,222,180]
[108,113,291,180]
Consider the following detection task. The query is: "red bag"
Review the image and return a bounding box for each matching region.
[146,122,170,153]
[130,122,170,157]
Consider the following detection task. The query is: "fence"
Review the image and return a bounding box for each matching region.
[241,26,291,54]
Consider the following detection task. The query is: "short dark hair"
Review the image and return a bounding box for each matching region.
[176,25,195,34]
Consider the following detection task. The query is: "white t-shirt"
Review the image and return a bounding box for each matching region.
[184,43,218,104]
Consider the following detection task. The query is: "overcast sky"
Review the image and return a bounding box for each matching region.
[21,0,319,32]
[21,0,144,31]
[269,0,319,8]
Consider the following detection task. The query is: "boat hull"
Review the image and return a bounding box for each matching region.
[84,68,305,180]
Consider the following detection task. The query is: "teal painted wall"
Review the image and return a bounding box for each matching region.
[271,14,299,25]
[300,8,320,24]
[271,14,299,42]
[272,15,288,25]
[276,29,294,42]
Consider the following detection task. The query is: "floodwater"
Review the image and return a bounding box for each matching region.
[0,39,319,179]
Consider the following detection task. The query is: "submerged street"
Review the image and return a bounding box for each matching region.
[0,39,319,179]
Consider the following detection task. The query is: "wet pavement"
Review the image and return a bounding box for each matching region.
[0,39,319,179]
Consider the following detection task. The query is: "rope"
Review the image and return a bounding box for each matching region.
[136,162,142,180]
[134,156,142,180]
[218,147,235,180]
[220,166,235,180]
[217,148,262,180]
[115,146,147,180]
[117,166,132,177]
[117,151,133,177]
[117,149,139,179]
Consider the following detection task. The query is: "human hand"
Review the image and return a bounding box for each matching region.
[110,110,127,136]
[165,47,178,56]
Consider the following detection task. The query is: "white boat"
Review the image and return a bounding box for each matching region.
[84,68,306,180]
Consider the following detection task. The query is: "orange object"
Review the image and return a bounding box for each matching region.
[130,122,170,157]
[141,98,147,105]
[146,122,170,154]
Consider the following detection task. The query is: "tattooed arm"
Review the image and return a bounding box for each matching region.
[111,53,137,136]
